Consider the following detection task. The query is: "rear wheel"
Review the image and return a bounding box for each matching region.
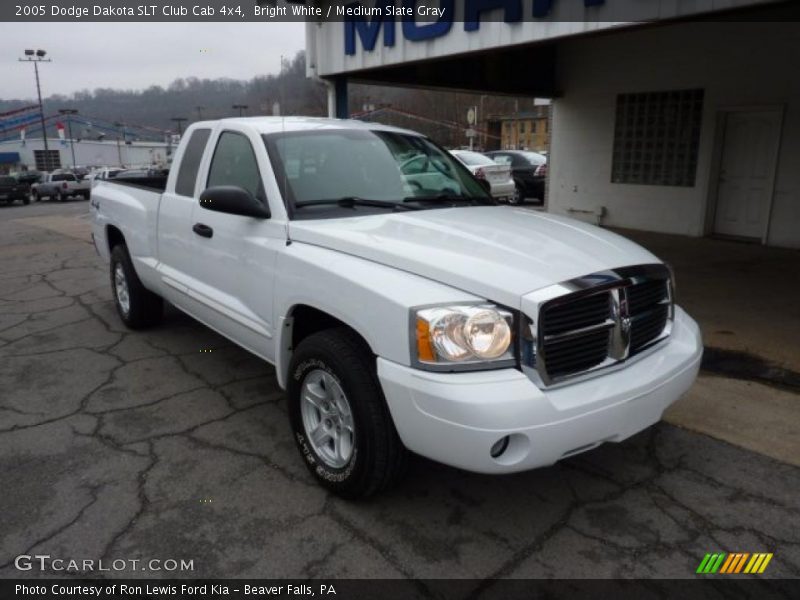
[58,191,66,202]
[22,195,30,205]
[109,244,163,329]
[288,328,408,498]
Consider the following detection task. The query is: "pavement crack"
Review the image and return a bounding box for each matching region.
[0,483,103,570]
[99,440,158,562]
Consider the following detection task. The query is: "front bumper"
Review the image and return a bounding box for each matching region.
[378,306,702,474]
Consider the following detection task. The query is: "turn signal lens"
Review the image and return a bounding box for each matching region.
[415,317,435,362]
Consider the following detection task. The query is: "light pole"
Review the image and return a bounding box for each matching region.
[114,121,125,166]
[19,49,52,169]
[59,109,78,167]
[195,106,205,120]
[232,104,248,117]
[171,117,187,137]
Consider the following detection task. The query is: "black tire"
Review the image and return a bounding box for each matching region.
[23,196,30,205]
[109,244,163,329]
[83,193,90,201]
[58,192,66,202]
[288,328,408,498]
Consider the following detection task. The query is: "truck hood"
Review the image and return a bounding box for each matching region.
[288,206,660,308]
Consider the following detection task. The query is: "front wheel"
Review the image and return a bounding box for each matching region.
[110,244,163,329]
[288,329,408,498]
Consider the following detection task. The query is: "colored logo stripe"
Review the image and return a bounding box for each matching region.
[697,553,726,574]
[744,553,773,574]
[697,552,773,574]
[720,553,749,573]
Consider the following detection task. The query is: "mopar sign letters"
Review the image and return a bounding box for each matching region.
[344,0,607,54]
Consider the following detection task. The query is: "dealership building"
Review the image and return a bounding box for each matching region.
[0,138,172,173]
[306,0,800,248]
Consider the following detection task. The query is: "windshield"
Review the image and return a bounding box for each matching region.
[0,177,16,185]
[264,129,490,218]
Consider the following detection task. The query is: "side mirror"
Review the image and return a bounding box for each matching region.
[199,186,270,219]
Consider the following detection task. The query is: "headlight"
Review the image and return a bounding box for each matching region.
[413,304,515,370]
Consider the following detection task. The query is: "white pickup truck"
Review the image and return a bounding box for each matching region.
[33,171,91,201]
[91,117,702,498]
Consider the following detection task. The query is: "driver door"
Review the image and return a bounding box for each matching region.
[184,128,284,362]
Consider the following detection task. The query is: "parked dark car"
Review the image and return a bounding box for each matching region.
[0,175,31,205]
[484,150,547,204]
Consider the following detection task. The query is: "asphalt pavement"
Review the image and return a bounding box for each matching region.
[1,200,798,582]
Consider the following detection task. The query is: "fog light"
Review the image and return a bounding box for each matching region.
[490,436,510,458]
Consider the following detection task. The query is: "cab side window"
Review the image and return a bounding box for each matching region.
[206,131,265,201]
[175,128,210,197]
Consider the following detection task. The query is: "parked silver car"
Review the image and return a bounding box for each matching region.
[449,150,516,202]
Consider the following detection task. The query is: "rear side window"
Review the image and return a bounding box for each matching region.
[206,131,264,201]
[175,128,211,196]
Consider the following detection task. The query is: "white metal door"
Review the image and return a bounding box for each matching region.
[713,110,781,239]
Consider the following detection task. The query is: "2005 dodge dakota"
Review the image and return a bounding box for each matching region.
[91,117,703,497]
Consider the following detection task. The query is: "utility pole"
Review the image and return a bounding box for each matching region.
[232,104,248,117]
[195,106,204,120]
[171,117,187,137]
[19,49,52,169]
[114,121,126,167]
[58,109,78,167]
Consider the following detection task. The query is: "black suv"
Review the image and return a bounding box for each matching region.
[0,175,31,206]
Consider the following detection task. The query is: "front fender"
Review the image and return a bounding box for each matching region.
[273,242,481,389]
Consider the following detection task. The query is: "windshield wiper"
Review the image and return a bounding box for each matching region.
[402,194,493,205]
[295,197,418,211]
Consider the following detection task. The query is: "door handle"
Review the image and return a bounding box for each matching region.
[192,223,213,238]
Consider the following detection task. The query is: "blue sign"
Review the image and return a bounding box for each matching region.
[345,0,607,55]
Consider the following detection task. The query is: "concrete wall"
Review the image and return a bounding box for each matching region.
[308,0,775,78]
[0,138,171,170]
[548,22,800,248]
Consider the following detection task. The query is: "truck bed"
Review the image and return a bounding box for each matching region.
[108,173,169,192]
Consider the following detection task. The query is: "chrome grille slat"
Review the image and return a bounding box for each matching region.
[522,264,674,388]
[543,319,615,343]
[542,293,611,336]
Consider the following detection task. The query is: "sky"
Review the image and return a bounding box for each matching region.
[0,22,306,100]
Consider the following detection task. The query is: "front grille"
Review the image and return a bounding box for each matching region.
[542,292,610,336]
[527,265,673,386]
[544,328,611,379]
[540,293,611,378]
[628,279,670,354]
